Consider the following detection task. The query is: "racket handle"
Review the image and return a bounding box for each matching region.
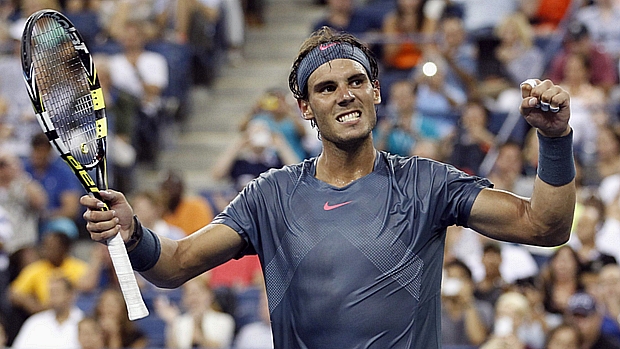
[107,233,149,320]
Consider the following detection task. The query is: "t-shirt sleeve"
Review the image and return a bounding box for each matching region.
[398,157,493,230]
[440,162,493,228]
[212,173,281,257]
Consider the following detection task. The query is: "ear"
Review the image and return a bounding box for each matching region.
[298,99,314,120]
[372,80,381,105]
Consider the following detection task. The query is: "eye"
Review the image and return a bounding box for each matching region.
[320,84,336,93]
[350,78,363,87]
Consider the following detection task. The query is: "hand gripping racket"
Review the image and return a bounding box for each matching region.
[21,9,149,320]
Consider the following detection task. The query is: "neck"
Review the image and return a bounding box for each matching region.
[316,139,377,187]
[55,308,70,323]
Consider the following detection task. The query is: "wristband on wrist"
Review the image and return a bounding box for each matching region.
[537,129,575,186]
[125,215,143,252]
[126,215,161,272]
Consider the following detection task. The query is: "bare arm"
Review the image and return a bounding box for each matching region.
[143,223,245,288]
[81,190,246,289]
[9,289,45,315]
[468,79,575,247]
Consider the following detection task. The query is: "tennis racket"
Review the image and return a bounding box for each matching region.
[21,9,149,320]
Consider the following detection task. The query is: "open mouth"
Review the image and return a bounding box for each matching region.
[337,111,361,123]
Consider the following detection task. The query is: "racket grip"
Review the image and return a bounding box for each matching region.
[107,233,149,320]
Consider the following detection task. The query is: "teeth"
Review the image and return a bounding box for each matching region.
[338,112,360,122]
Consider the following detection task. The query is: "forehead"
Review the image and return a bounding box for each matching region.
[307,59,368,86]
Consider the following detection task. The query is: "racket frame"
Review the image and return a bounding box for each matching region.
[21,9,149,320]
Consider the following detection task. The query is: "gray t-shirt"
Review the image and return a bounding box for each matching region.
[214,151,492,348]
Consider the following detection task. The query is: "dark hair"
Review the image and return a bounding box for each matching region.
[288,26,379,101]
[444,258,473,280]
[31,133,51,149]
[482,242,501,255]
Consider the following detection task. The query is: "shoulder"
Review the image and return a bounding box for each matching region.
[383,152,455,174]
[15,260,48,277]
[64,256,89,268]
[253,160,306,186]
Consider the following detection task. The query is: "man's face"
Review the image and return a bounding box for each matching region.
[40,234,67,267]
[571,311,601,341]
[547,327,580,349]
[48,278,73,313]
[301,59,380,147]
[30,145,51,169]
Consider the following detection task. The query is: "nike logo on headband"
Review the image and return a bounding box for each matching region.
[319,42,337,51]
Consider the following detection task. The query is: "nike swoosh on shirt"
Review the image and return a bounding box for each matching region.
[323,201,352,211]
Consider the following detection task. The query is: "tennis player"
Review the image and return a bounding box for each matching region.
[81,27,575,348]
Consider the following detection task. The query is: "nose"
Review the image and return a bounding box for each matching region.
[337,87,355,106]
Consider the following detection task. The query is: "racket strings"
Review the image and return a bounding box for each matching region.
[31,17,98,166]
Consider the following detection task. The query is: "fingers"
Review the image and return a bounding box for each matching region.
[83,207,120,242]
[520,79,568,113]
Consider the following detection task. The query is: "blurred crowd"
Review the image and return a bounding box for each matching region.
[1,0,620,348]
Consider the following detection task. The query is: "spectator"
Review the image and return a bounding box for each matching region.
[448,98,495,175]
[93,288,148,349]
[0,150,47,253]
[475,242,506,306]
[540,245,584,323]
[512,276,552,338]
[566,292,620,349]
[233,286,273,349]
[520,0,572,37]
[12,276,84,349]
[597,264,620,342]
[544,322,582,349]
[380,0,439,100]
[412,58,464,136]
[9,229,87,316]
[107,19,169,165]
[546,21,617,95]
[597,192,620,269]
[211,118,299,192]
[243,0,266,27]
[575,0,620,63]
[374,79,420,156]
[23,133,82,235]
[478,12,545,114]
[91,54,137,194]
[486,141,530,196]
[434,14,478,98]
[595,126,620,205]
[0,23,41,158]
[569,194,617,281]
[76,243,118,294]
[153,0,218,43]
[159,170,214,236]
[77,317,105,349]
[98,0,163,42]
[241,88,309,162]
[441,259,493,347]
[130,190,185,240]
[155,276,235,349]
[311,0,378,37]
[557,52,607,174]
[480,291,543,349]
[496,12,545,85]
[450,0,517,37]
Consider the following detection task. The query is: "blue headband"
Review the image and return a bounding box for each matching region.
[296,42,372,96]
